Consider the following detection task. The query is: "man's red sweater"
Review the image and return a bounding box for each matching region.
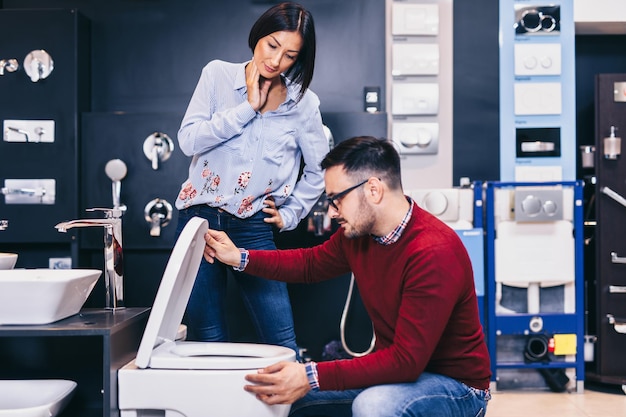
[246,203,491,391]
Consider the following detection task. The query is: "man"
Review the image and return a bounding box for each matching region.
[204,136,491,417]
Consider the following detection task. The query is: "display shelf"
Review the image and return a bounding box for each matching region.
[0,308,149,417]
[485,181,585,392]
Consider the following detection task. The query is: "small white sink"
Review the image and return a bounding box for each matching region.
[0,269,101,325]
[0,379,77,417]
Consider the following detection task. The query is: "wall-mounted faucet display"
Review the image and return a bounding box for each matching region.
[23,49,54,82]
[0,58,18,75]
[55,207,125,310]
[1,179,55,204]
[143,132,174,170]
[3,120,55,143]
[144,198,173,237]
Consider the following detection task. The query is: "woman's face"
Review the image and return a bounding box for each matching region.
[252,30,303,80]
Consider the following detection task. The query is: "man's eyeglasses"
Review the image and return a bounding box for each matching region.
[326,179,369,211]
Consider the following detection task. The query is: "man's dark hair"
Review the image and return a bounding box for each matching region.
[321,136,403,190]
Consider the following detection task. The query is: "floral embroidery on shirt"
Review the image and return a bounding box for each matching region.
[235,171,252,194]
[178,181,198,207]
[199,161,222,195]
[237,195,254,215]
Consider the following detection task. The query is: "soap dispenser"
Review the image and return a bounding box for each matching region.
[603,125,621,160]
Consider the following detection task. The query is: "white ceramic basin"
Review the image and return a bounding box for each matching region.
[0,269,101,325]
[0,379,77,417]
[0,253,17,270]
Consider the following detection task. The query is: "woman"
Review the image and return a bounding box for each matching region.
[175,2,327,355]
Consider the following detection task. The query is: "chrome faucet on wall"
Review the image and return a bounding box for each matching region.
[55,207,124,310]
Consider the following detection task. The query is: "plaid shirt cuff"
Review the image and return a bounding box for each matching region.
[233,249,249,272]
[305,361,320,391]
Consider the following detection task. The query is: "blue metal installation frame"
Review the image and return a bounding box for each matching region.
[484,181,585,392]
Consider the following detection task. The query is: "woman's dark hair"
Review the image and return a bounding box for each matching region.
[248,2,316,101]
[321,136,403,190]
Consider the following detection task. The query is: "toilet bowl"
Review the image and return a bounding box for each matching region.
[0,379,77,417]
[118,217,296,417]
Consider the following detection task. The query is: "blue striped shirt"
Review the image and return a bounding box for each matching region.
[176,60,329,231]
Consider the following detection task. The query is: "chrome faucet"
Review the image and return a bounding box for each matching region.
[55,207,125,310]
[0,220,8,231]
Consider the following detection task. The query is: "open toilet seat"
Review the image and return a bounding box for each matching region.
[118,216,295,417]
[149,340,296,370]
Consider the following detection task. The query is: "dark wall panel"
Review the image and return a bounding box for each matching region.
[453,0,500,182]
[3,0,386,115]
[0,9,89,248]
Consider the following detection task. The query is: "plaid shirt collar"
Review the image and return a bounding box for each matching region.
[372,196,414,246]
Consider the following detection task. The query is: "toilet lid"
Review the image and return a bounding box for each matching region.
[135,217,208,369]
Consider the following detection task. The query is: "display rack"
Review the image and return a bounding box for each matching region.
[485,181,585,392]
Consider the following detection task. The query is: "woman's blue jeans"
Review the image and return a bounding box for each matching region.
[176,206,298,356]
[289,372,490,417]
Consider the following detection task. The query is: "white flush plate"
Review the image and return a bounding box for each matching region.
[514,82,562,115]
[392,3,439,36]
[514,43,562,76]
[392,43,439,76]
[392,122,439,154]
[392,83,439,115]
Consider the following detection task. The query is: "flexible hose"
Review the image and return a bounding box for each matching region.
[340,273,376,357]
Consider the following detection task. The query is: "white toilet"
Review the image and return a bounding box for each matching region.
[117,217,296,417]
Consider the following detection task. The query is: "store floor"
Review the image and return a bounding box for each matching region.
[487,384,626,417]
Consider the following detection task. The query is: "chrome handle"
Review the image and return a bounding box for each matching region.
[0,220,7,231]
[601,186,626,208]
[611,252,626,264]
[86,206,126,219]
[143,132,174,171]
[144,198,173,237]
[520,141,555,152]
[607,314,626,334]
[24,49,53,82]
[0,58,18,76]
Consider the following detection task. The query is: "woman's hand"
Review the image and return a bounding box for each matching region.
[246,60,271,111]
[262,197,284,230]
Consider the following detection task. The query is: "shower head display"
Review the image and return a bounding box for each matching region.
[105,159,128,209]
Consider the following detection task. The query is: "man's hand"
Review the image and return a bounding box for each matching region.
[244,361,311,405]
[262,197,285,230]
[204,229,241,267]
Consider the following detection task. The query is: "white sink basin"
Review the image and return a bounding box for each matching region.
[0,269,101,325]
[0,253,17,270]
[0,379,77,417]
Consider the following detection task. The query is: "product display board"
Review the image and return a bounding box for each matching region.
[485,181,585,392]
[387,0,453,164]
[499,0,576,181]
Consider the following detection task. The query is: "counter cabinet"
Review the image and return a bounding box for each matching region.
[0,308,149,417]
